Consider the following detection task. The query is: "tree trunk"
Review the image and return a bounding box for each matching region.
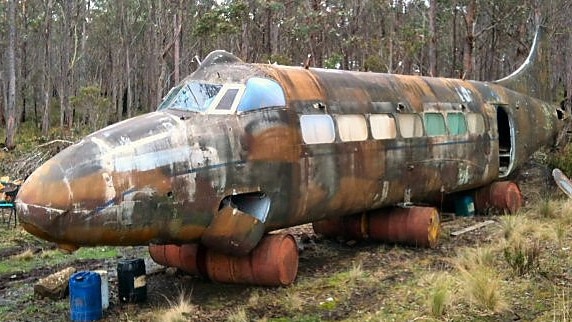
[41,0,53,137]
[5,0,17,149]
[567,31,572,109]
[451,1,458,77]
[462,0,476,80]
[428,0,437,77]
[173,12,180,84]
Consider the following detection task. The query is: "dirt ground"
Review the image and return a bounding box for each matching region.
[0,158,566,321]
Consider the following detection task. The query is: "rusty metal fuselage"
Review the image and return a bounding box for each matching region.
[17,40,562,254]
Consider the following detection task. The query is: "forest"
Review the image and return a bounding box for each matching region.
[0,0,571,148]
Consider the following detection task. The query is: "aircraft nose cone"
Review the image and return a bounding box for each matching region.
[16,159,73,242]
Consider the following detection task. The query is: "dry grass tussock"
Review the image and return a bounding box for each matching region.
[226,308,248,322]
[552,287,572,321]
[453,246,496,271]
[456,263,508,313]
[452,246,508,313]
[421,272,455,318]
[12,248,34,261]
[155,292,197,322]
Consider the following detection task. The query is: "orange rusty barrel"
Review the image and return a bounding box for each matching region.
[368,206,440,248]
[205,234,298,286]
[474,181,522,214]
[312,214,367,240]
[148,244,201,276]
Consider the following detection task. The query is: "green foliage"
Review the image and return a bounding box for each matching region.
[364,55,385,72]
[70,86,111,133]
[194,1,248,37]
[324,53,343,69]
[261,54,292,65]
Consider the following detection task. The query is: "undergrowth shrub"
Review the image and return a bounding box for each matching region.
[425,273,453,318]
[549,145,572,177]
[503,237,541,276]
[457,265,507,313]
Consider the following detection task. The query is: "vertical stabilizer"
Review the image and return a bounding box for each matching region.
[494,26,552,102]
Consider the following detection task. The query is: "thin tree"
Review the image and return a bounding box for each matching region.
[428,0,437,77]
[41,0,53,137]
[462,0,477,80]
[5,0,17,149]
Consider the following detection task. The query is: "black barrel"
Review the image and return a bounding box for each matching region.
[117,258,147,303]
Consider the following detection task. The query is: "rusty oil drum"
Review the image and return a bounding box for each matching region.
[368,206,440,248]
[313,207,440,248]
[312,214,367,240]
[148,244,200,276]
[205,234,298,286]
[474,181,523,214]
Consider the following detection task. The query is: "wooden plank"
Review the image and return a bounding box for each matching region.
[450,220,495,236]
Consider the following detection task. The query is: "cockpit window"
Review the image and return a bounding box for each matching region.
[237,78,286,112]
[157,81,223,112]
[215,88,239,111]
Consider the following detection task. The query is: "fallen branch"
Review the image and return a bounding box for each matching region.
[37,139,74,148]
[450,220,495,236]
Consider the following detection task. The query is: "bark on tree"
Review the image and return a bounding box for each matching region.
[462,0,477,80]
[428,0,438,77]
[41,0,53,137]
[567,31,572,107]
[173,12,181,84]
[5,0,17,149]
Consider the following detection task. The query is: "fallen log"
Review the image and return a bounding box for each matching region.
[34,267,76,300]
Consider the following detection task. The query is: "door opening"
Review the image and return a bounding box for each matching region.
[497,106,514,177]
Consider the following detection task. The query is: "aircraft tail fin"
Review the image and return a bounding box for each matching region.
[494,26,552,102]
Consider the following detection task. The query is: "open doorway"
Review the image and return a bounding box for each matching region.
[497,106,514,177]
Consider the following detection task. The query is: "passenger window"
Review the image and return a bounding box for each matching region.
[237,78,286,112]
[336,115,368,142]
[215,88,239,111]
[370,114,397,140]
[424,112,447,136]
[396,114,423,138]
[447,112,468,135]
[300,115,336,144]
[467,113,486,134]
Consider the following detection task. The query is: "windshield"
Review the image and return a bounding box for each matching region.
[157,81,223,112]
[237,78,286,112]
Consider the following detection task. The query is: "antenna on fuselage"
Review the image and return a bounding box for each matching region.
[193,55,202,66]
[304,54,313,69]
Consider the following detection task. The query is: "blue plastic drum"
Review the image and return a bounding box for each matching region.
[455,195,475,217]
[69,271,102,321]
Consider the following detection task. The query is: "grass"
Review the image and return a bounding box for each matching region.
[0,244,119,275]
[457,264,508,313]
[155,292,197,322]
[424,273,454,317]
[0,224,120,278]
[227,308,249,322]
[11,249,34,261]
[552,288,571,321]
